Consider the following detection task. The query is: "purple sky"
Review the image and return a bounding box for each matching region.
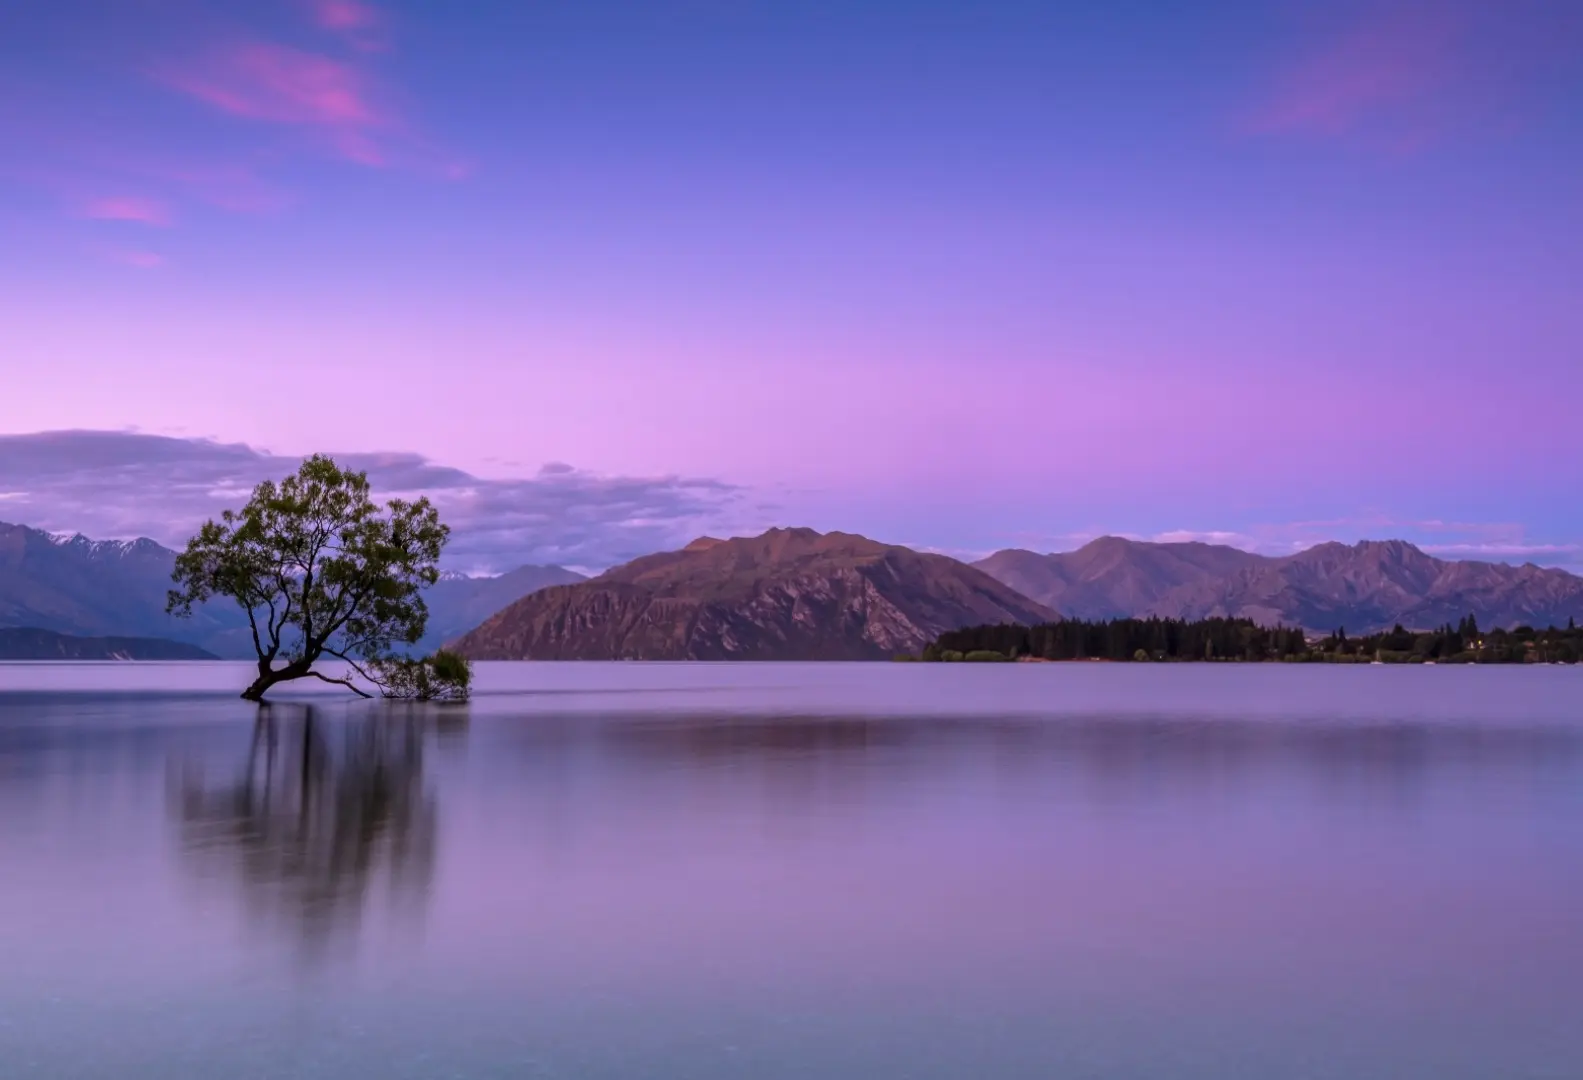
[2,1,1581,571]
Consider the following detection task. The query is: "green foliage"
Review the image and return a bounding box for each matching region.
[373,648,474,702]
[926,617,1307,663]
[1310,619,1581,664]
[167,455,451,701]
[918,614,1583,664]
[962,649,1009,663]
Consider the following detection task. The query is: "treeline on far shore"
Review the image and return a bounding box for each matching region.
[906,615,1583,664]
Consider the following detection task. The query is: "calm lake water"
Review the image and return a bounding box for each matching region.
[2,662,1580,1078]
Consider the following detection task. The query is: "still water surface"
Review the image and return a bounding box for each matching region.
[1,662,1580,1078]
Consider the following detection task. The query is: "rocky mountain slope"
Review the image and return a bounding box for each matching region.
[420,565,587,650]
[0,523,241,648]
[975,537,1583,633]
[0,521,581,658]
[975,536,1262,619]
[0,627,218,661]
[1148,539,1583,633]
[452,527,1058,660]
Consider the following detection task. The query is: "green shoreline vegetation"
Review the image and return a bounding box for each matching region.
[905,615,1583,664]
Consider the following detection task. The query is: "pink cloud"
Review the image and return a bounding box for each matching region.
[1249,6,1465,141]
[155,43,391,164]
[82,195,171,226]
[309,0,389,52]
[313,0,379,31]
[134,16,461,183]
[163,44,380,125]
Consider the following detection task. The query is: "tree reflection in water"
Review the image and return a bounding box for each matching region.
[172,705,460,961]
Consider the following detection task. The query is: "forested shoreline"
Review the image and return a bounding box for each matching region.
[914,616,1583,664]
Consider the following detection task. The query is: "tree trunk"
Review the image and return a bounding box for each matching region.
[241,659,311,702]
[241,674,274,702]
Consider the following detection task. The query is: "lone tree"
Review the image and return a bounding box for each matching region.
[167,455,470,702]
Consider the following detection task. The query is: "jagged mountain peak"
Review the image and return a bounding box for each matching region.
[974,536,1263,621]
[43,530,168,558]
[973,534,1583,633]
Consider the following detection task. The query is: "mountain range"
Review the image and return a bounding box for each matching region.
[974,536,1583,633]
[0,521,583,658]
[0,627,218,661]
[453,527,1056,660]
[4,517,1582,662]
[975,537,1262,620]
[421,565,588,648]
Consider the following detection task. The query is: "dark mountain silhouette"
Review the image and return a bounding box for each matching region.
[0,522,244,648]
[0,627,218,660]
[452,527,1058,660]
[975,536,1583,633]
[0,520,582,658]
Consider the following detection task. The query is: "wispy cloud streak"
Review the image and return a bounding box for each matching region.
[309,0,390,52]
[1250,7,1463,138]
[14,0,455,246]
[82,195,171,225]
[155,43,391,164]
[1246,2,1583,150]
[0,431,750,573]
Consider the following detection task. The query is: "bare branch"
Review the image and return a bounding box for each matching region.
[304,669,373,698]
[242,599,265,660]
[322,647,381,687]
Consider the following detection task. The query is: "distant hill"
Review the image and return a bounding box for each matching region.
[0,522,248,650]
[0,627,218,661]
[452,527,1058,660]
[975,537,1583,634]
[975,537,1261,619]
[417,566,587,651]
[0,520,582,658]
[1148,539,1583,633]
